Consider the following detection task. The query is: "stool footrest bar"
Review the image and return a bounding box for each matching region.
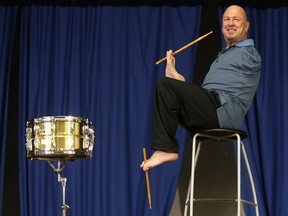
[241,199,258,206]
[194,198,237,202]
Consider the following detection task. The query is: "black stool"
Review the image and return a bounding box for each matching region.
[184,129,259,216]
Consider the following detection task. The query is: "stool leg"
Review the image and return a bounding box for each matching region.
[184,180,191,216]
[184,141,202,216]
[236,134,241,216]
[241,142,259,216]
[189,133,200,216]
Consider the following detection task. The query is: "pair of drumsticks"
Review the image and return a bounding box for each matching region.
[142,31,213,209]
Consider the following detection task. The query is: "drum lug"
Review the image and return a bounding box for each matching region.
[89,128,95,151]
[70,123,74,134]
[34,125,40,149]
[83,126,89,148]
[51,122,56,147]
[25,127,33,151]
[69,124,75,149]
[83,126,94,150]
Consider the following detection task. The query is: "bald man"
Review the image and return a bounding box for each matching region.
[141,5,261,171]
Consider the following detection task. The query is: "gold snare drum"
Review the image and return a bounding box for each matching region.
[25,116,94,160]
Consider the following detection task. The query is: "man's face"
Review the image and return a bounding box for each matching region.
[222,6,250,46]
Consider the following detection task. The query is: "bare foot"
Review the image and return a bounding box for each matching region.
[165,50,185,81]
[165,50,178,78]
[140,150,178,171]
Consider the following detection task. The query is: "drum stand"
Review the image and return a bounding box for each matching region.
[48,160,70,216]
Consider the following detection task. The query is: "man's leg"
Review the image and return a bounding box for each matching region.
[151,77,220,151]
[141,77,220,171]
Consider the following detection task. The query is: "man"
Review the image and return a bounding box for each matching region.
[141,5,261,171]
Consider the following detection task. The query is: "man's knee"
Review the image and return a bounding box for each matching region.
[156,77,172,92]
[157,76,169,85]
[155,78,169,98]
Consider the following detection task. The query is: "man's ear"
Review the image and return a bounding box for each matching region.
[246,21,250,32]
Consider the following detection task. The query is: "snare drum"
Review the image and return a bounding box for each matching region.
[25,116,94,160]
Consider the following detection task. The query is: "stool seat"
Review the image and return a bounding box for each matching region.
[193,128,248,140]
[184,128,259,216]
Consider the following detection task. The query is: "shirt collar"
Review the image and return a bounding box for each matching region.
[222,39,255,52]
[219,39,255,55]
[235,39,255,47]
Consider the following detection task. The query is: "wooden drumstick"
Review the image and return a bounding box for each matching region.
[155,31,213,65]
[143,148,152,209]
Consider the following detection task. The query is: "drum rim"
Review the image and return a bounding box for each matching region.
[26,149,93,160]
[28,115,88,123]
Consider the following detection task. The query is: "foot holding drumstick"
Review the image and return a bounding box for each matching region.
[140,150,178,171]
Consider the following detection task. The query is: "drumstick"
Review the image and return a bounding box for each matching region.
[143,148,152,209]
[155,31,213,65]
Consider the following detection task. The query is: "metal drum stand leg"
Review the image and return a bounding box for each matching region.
[48,160,70,216]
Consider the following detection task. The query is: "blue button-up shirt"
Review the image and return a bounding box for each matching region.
[201,39,261,129]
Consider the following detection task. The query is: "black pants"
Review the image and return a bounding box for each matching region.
[151,77,221,153]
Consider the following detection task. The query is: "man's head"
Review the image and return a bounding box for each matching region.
[222,5,250,47]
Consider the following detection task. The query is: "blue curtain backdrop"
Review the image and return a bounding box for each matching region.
[0,3,288,216]
[18,5,200,216]
[242,7,288,216]
[0,5,18,213]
